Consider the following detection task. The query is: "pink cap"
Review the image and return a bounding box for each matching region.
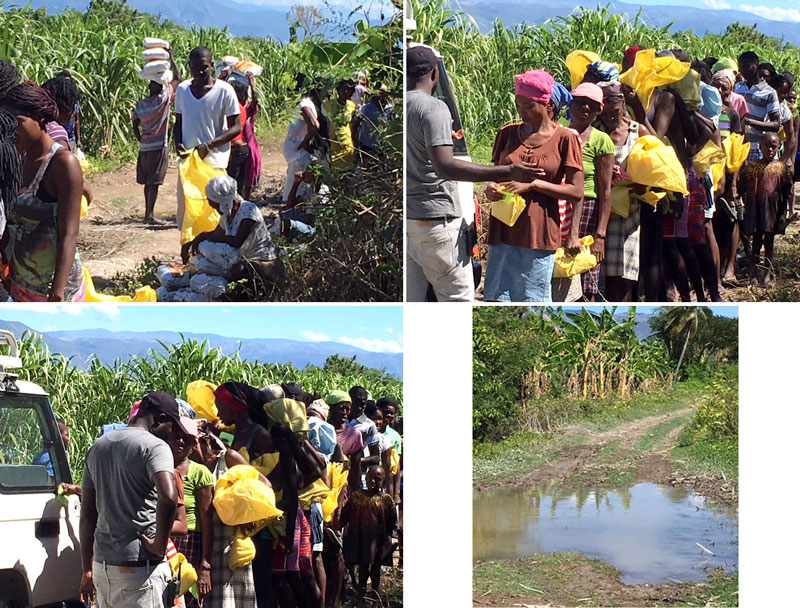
[128,400,141,423]
[571,82,605,108]
[178,416,199,438]
[515,70,555,103]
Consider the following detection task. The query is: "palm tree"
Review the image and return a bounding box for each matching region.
[653,307,713,380]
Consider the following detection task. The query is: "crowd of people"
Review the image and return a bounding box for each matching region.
[0,43,396,302]
[407,45,799,302]
[63,381,402,608]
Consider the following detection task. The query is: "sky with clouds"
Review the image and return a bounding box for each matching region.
[624,0,800,22]
[0,305,403,353]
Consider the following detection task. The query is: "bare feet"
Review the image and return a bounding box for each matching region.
[144,215,167,226]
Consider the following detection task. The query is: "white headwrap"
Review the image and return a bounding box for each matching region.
[205,174,239,216]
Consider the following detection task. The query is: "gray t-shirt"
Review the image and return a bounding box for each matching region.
[406,89,461,220]
[82,427,174,562]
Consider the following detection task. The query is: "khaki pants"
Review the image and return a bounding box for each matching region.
[406,217,474,302]
[93,560,171,608]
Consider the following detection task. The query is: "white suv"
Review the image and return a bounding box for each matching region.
[0,330,82,608]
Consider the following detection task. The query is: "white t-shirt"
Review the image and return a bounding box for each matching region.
[220,200,276,261]
[175,78,240,169]
[283,97,318,164]
[348,414,380,448]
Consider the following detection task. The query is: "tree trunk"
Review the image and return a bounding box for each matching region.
[674,330,690,381]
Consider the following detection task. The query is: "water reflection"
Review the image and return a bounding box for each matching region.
[473,482,737,584]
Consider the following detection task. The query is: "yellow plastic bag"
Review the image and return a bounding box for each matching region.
[565,50,601,90]
[80,195,89,218]
[491,189,526,227]
[611,183,632,218]
[631,187,667,207]
[553,235,597,278]
[298,478,330,511]
[693,140,726,176]
[169,552,198,596]
[627,136,688,195]
[213,465,283,526]
[620,48,690,109]
[264,399,310,441]
[723,132,750,173]
[390,447,400,476]
[322,462,348,523]
[82,267,134,302]
[240,447,280,478]
[179,150,224,244]
[229,532,256,571]
[133,286,158,302]
[186,380,219,423]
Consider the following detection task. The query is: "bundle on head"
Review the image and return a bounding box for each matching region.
[3,82,59,124]
[0,108,21,206]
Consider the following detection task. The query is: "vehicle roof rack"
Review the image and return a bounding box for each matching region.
[0,330,22,391]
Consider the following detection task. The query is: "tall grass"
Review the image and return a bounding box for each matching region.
[411,1,800,159]
[9,332,402,478]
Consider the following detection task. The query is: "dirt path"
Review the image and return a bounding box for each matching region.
[473,403,738,607]
[79,136,287,281]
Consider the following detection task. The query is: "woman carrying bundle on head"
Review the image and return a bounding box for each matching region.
[0,76,86,301]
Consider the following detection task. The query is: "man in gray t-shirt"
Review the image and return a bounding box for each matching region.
[405,45,541,302]
[80,391,187,608]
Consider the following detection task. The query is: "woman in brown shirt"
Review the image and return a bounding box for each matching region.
[484,70,584,302]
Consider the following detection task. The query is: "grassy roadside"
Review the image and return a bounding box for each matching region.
[473,553,739,607]
[473,383,699,487]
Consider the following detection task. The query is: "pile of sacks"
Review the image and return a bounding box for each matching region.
[139,37,172,88]
[155,262,229,302]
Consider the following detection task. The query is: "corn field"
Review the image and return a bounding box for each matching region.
[9,332,402,478]
[411,0,800,158]
[0,0,401,161]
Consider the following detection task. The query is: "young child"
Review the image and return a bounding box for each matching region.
[340,465,396,604]
[742,132,794,285]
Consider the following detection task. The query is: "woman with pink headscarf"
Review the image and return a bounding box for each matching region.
[484,69,585,302]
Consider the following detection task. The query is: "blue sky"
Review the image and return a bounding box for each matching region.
[618,0,800,22]
[0,305,403,353]
[559,305,739,318]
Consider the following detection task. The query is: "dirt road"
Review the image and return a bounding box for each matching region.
[79,136,286,282]
[473,402,738,607]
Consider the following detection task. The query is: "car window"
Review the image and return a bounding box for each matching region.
[0,397,61,491]
[434,58,469,156]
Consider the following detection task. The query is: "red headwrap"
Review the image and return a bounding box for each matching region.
[624,46,643,68]
[214,382,249,413]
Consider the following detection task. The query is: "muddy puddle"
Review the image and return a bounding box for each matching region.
[473,482,737,584]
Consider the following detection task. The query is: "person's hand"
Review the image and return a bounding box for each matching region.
[59,482,82,496]
[592,234,606,262]
[294,171,305,183]
[181,242,192,264]
[137,532,166,558]
[47,290,64,302]
[565,233,582,254]
[504,180,533,195]
[196,143,210,159]
[197,565,212,598]
[509,162,545,183]
[80,571,95,605]
[485,182,504,202]
[176,143,187,157]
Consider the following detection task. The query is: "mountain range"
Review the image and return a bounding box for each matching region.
[24,1,392,41]
[0,320,403,378]
[450,1,800,46]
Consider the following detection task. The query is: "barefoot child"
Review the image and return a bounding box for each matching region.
[340,465,396,604]
[742,132,794,285]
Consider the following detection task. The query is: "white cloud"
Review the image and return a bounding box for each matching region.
[386,327,394,334]
[300,330,332,342]
[740,5,800,22]
[336,336,403,353]
[94,305,121,322]
[704,0,731,9]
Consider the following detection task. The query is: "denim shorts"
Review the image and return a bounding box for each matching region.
[483,242,555,302]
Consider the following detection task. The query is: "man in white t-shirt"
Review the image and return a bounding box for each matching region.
[174,46,241,230]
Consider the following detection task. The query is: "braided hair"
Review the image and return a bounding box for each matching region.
[0,60,20,98]
[2,82,59,125]
[42,73,80,114]
[0,108,21,207]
